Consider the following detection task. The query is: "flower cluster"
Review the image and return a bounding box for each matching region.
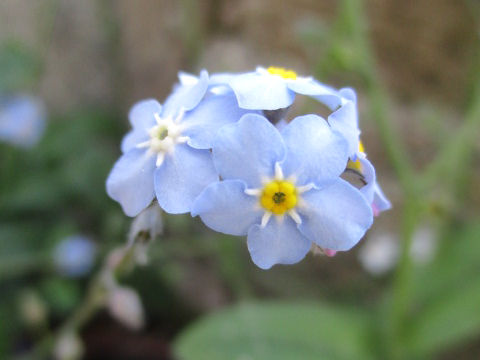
[107,66,390,269]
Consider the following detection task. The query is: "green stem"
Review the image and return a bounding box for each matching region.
[364,74,417,195]
[388,196,422,359]
[422,58,480,191]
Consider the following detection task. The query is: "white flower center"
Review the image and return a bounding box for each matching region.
[136,108,189,167]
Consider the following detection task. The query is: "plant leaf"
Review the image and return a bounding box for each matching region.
[174,301,376,360]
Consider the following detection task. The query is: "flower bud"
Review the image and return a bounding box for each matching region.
[19,290,47,328]
[128,205,163,265]
[107,286,145,330]
[54,332,84,360]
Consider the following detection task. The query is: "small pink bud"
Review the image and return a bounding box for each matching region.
[54,332,84,360]
[372,203,380,217]
[324,249,337,257]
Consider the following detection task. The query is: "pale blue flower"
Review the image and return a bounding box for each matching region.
[210,66,344,111]
[335,88,391,216]
[0,94,46,148]
[192,114,373,269]
[54,235,96,277]
[107,70,253,216]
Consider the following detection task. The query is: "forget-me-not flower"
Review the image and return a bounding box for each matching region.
[107,70,254,216]
[0,94,46,148]
[334,87,390,215]
[192,113,373,269]
[211,66,344,111]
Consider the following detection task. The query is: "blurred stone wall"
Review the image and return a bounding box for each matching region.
[0,0,476,112]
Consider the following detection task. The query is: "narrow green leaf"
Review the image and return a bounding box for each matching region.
[408,278,480,357]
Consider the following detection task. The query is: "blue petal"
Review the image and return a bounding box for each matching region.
[281,114,349,186]
[357,157,391,214]
[192,180,263,235]
[339,87,356,102]
[212,113,286,188]
[229,72,295,110]
[328,100,360,157]
[178,71,201,85]
[209,72,236,86]
[182,92,255,149]
[0,95,46,148]
[162,70,209,116]
[154,143,218,214]
[373,182,392,213]
[106,148,156,217]
[247,217,311,269]
[358,156,376,204]
[121,128,149,153]
[128,99,161,129]
[298,179,373,251]
[275,119,288,132]
[287,79,342,110]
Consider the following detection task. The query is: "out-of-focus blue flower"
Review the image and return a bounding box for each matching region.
[192,114,373,269]
[54,235,97,277]
[0,94,46,148]
[107,70,253,217]
[210,66,344,111]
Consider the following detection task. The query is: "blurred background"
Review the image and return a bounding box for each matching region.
[1,0,480,359]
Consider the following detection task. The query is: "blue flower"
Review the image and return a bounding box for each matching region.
[331,88,391,216]
[211,66,344,111]
[107,70,253,216]
[0,94,46,148]
[192,114,373,269]
[54,235,97,277]
[212,67,362,160]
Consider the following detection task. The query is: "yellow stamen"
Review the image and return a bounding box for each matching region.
[260,180,297,215]
[347,141,365,172]
[267,66,297,80]
[358,141,365,153]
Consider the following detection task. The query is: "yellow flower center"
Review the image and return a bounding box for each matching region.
[260,180,297,215]
[267,66,297,80]
[347,141,365,172]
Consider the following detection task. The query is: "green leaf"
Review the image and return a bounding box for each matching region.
[413,223,480,304]
[407,277,480,357]
[174,301,376,360]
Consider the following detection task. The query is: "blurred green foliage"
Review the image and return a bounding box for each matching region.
[1,0,480,359]
[0,52,128,355]
[0,41,41,93]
